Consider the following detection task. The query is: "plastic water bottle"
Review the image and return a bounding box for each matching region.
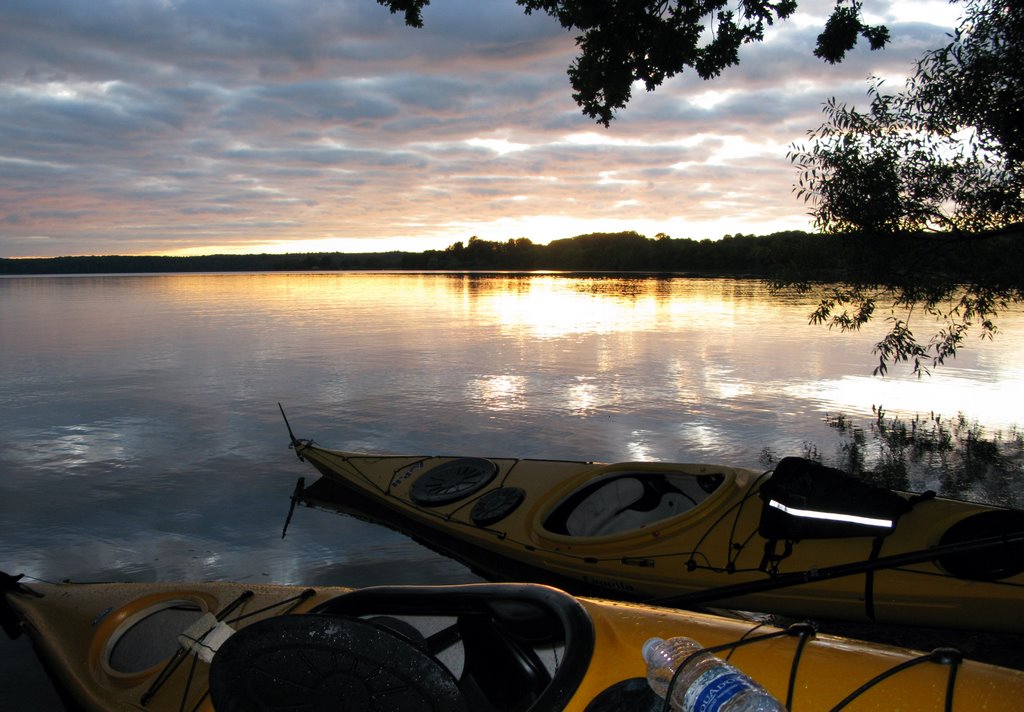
[642,636,785,711]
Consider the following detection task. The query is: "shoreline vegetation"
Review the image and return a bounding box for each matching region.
[767,407,1023,508]
[3,229,1023,281]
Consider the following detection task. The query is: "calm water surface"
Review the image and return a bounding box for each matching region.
[2,272,1023,703]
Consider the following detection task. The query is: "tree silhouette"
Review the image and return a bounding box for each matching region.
[789,0,1024,375]
[377,0,887,125]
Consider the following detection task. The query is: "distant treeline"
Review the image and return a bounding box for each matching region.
[3,230,1022,285]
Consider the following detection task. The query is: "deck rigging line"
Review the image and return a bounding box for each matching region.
[658,621,959,712]
[140,588,319,711]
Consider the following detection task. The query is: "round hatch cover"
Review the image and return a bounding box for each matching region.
[209,614,467,712]
[471,487,526,527]
[410,458,498,506]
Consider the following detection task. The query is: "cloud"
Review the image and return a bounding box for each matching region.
[0,0,961,257]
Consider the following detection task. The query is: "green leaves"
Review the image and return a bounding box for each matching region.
[530,0,885,125]
[792,0,1024,242]
[786,1,1024,377]
[380,0,890,125]
[801,280,1019,378]
[376,0,430,28]
[814,2,889,64]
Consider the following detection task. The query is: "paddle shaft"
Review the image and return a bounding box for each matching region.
[650,529,1024,608]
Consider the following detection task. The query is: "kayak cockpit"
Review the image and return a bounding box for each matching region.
[543,471,726,537]
[210,583,595,712]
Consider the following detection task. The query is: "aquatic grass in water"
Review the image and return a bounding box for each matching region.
[762,407,1023,506]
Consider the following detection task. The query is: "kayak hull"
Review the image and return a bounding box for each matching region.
[289,442,1024,632]
[5,576,1024,711]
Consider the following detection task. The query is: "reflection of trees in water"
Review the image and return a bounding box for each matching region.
[760,408,1024,507]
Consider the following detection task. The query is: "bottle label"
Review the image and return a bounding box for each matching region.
[684,669,756,712]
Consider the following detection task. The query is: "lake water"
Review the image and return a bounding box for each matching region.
[2,272,1023,704]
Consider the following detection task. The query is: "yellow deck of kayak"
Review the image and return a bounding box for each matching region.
[5,577,1024,711]
[291,441,1024,632]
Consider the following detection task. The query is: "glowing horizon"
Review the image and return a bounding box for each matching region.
[1,1,958,259]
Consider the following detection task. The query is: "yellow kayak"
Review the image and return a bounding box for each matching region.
[282,413,1024,634]
[4,572,1024,711]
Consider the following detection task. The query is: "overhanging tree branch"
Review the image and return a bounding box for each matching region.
[376,0,886,125]
[784,0,1024,375]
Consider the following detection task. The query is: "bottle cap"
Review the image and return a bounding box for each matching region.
[642,637,665,661]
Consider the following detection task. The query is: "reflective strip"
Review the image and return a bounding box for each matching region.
[768,499,894,529]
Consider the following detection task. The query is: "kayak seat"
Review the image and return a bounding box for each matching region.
[307,582,595,712]
[458,611,552,710]
[588,493,694,536]
[565,477,645,536]
[563,477,700,537]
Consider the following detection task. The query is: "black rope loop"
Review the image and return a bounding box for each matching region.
[141,588,318,710]
[226,588,316,624]
[829,647,962,712]
[658,623,802,712]
[784,623,817,711]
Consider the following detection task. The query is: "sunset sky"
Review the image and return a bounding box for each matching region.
[1,0,963,258]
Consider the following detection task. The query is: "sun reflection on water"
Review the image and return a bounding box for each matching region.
[787,371,1024,432]
[480,277,660,337]
[465,374,527,411]
[565,377,599,416]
